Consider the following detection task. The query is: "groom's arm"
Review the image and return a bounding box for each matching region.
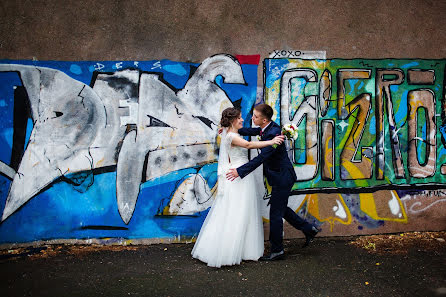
[227,138,279,181]
[236,145,276,179]
[238,127,261,136]
[227,126,281,180]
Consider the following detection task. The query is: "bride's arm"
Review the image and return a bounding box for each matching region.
[231,134,284,149]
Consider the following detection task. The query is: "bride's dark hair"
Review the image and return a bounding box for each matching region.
[220,107,241,128]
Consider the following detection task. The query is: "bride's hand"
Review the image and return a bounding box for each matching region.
[272,135,285,145]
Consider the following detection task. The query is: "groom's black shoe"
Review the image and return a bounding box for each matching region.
[302,226,321,248]
[259,250,285,261]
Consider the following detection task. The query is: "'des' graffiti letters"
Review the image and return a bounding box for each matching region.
[0,55,259,243]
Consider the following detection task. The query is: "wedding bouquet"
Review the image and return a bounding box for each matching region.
[273,123,298,148]
[282,123,298,140]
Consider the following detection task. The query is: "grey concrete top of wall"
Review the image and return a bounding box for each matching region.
[0,0,445,62]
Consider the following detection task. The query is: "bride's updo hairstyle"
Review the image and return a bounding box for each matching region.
[220,107,241,128]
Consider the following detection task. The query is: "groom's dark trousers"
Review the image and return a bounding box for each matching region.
[238,122,315,253]
[269,182,314,252]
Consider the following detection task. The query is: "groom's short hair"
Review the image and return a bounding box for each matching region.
[254,104,273,121]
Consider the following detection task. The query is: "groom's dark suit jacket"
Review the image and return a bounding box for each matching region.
[237,121,297,186]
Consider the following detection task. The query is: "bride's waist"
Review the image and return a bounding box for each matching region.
[229,159,248,168]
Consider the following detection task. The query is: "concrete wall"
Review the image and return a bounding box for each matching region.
[0,0,445,244]
[1,0,445,61]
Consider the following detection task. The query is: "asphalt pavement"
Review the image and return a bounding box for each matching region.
[1,232,445,297]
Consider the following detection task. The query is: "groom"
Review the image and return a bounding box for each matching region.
[226,104,320,261]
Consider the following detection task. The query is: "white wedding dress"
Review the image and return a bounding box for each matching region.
[191,131,264,267]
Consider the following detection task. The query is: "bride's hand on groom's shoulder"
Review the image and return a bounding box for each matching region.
[226,168,239,181]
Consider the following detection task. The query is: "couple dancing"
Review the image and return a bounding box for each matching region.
[191,104,320,268]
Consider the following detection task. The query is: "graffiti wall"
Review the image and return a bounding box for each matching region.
[0,55,445,245]
[0,55,259,244]
[265,58,446,233]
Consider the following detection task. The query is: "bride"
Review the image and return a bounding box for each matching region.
[191,107,284,267]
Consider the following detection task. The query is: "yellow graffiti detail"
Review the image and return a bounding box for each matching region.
[162,205,171,215]
[324,134,333,171]
[262,190,409,228]
[340,158,367,179]
[296,193,352,232]
[360,191,408,223]
[282,191,408,232]
[360,193,378,218]
[95,157,105,167]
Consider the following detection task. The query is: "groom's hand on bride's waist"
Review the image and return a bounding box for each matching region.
[226,168,239,181]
